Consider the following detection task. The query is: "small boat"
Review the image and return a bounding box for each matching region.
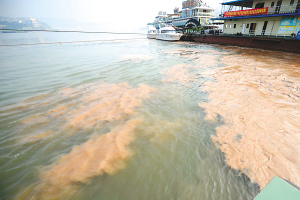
[156,26,182,41]
[147,23,156,39]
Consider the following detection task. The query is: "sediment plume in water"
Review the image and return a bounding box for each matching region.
[47,118,142,181]
[15,82,156,199]
[120,54,153,61]
[65,83,155,129]
[18,82,156,142]
[189,54,220,68]
[138,119,182,144]
[162,48,223,70]
[161,48,202,55]
[16,118,142,200]
[161,64,195,83]
[199,48,300,189]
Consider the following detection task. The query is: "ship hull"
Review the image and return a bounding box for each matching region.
[147,33,156,39]
[156,33,182,41]
[181,34,300,53]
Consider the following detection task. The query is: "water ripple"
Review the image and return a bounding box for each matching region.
[0,33,262,200]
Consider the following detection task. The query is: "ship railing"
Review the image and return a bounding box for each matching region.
[223,29,299,38]
[218,4,300,18]
[267,4,299,14]
[193,12,214,17]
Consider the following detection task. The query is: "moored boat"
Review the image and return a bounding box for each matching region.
[150,0,219,38]
[147,23,156,39]
[156,26,182,41]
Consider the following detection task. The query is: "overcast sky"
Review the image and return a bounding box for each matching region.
[0,0,222,31]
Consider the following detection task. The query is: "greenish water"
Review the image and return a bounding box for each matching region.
[0,33,259,200]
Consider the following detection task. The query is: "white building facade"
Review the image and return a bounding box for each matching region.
[213,0,300,36]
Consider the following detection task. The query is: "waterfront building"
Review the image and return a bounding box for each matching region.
[212,0,300,36]
[30,18,39,28]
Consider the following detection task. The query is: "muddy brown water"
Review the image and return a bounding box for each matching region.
[0,33,299,200]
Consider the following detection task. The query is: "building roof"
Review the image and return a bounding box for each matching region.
[172,18,201,28]
[221,0,253,8]
[172,19,190,27]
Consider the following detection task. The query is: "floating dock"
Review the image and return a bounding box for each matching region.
[181,34,300,53]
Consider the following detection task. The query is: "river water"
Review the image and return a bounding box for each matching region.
[0,33,299,200]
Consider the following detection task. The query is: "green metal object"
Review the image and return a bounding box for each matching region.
[255,176,300,200]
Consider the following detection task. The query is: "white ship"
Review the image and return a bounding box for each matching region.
[147,23,156,39]
[149,0,218,36]
[155,26,182,41]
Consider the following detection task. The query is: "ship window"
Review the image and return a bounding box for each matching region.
[249,23,257,34]
[203,10,207,12]
[271,2,275,7]
[229,24,232,28]
[255,2,265,8]
[225,24,228,28]
[161,30,176,33]
[246,24,249,28]
[234,24,236,28]
[290,0,294,5]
